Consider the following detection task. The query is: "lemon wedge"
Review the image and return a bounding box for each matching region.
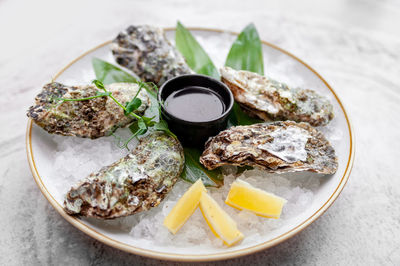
[225,179,287,219]
[163,179,206,234]
[199,191,244,246]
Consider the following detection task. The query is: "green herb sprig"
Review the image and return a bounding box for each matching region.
[56,77,175,149]
[92,80,176,148]
[92,58,175,139]
[175,21,219,79]
[55,91,111,103]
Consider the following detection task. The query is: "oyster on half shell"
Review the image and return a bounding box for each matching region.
[27,82,150,139]
[64,132,184,219]
[200,121,337,175]
[112,25,194,87]
[221,67,334,127]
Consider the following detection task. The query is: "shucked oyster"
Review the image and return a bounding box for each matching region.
[221,67,334,127]
[27,82,149,139]
[200,121,337,175]
[112,25,193,87]
[64,132,184,219]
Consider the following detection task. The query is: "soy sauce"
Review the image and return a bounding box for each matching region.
[164,86,225,122]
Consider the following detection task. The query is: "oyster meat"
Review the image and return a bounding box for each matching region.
[221,67,334,127]
[64,132,184,219]
[27,82,149,139]
[200,121,337,175]
[112,25,193,87]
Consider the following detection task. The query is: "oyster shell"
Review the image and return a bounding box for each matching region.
[27,82,149,139]
[221,67,334,127]
[64,132,184,219]
[111,25,193,87]
[200,121,337,175]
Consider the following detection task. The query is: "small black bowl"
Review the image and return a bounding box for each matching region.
[158,74,234,147]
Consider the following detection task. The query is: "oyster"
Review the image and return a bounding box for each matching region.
[221,67,334,127]
[200,121,337,175]
[64,132,184,219]
[111,25,193,87]
[27,82,149,139]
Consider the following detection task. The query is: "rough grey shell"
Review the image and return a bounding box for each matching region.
[27,82,149,139]
[221,67,334,127]
[64,132,184,219]
[200,121,337,175]
[111,25,193,87]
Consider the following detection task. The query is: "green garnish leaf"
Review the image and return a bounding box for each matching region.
[153,119,168,131]
[92,58,158,99]
[123,119,148,149]
[142,116,156,127]
[138,117,148,131]
[142,82,159,99]
[92,57,137,84]
[225,23,264,75]
[181,147,223,187]
[128,121,140,135]
[124,98,142,115]
[90,59,176,148]
[92,79,106,90]
[128,118,148,136]
[175,21,219,79]
[225,23,265,127]
[154,119,176,138]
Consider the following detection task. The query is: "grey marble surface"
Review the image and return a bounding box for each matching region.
[1,0,399,265]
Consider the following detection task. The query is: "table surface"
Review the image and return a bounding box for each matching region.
[1,0,399,265]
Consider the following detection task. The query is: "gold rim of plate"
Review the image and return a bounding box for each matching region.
[25,27,355,262]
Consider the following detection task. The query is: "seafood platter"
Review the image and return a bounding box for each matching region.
[26,23,354,261]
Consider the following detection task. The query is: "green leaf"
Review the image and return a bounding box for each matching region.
[92,79,105,90]
[138,118,147,131]
[128,118,147,137]
[175,21,219,79]
[128,121,140,135]
[225,23,264,75]
[181,147,223,187]
[124,98,142,115]
[154,119,176,138]
[141,82,159,100]
[92,58,137,84]
[153,119,168,131]
[92,58,158,99]
[142,116,156,127]
[123,120,148,149]
[225,23,265,127]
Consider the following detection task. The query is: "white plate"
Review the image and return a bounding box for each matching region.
[26,28,354,261]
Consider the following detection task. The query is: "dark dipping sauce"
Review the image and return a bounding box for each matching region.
[158,74,233,147]
[163,86,226,122]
